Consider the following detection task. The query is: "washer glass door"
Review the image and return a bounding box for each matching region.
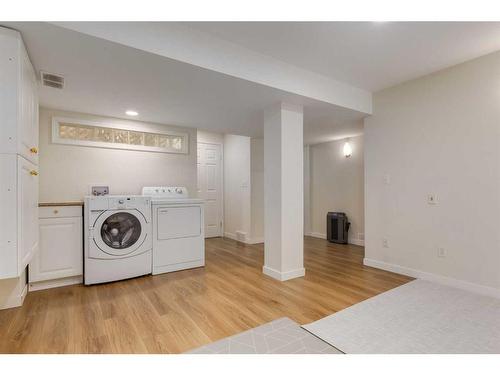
[93,209,147,256]
[101,212,142,250]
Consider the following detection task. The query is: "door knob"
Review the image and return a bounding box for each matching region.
[30,147,38,154]
[30,170,38,176]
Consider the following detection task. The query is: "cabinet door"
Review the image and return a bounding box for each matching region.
[17,156,39,273]
[0,29,19,155]
[29,216,83,282]
[0,155,18,279]
[18,46,38,165]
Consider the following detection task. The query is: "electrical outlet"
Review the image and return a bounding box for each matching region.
[427,194,438,205]
[382,238,389,248]
[437,247,446,258]
[383,174,391,185]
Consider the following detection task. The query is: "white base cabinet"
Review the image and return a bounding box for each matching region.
[29,206,83,290]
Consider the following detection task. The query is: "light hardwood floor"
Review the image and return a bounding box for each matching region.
[0,237,412,353]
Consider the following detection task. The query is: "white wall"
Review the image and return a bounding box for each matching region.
[197,130,224,145]
[223,134,251,241]
[309,135,365,245]
[364,51,500,295]
[250,138,264,243]
[39,108,198,201]
[303,145,311,235]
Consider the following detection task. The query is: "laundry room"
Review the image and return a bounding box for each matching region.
[2,14,500,362]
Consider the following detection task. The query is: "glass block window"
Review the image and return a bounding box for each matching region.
[52,117,189,154]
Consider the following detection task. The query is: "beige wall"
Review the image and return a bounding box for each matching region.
[39,108,197,201]
[197,130,224,145]
[223,134,251,241]
[250,138,264,242]
[309,135,365,245]
[365,51,500,294]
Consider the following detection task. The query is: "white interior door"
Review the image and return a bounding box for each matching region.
[197,142,223,237]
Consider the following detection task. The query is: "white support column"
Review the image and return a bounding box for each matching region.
[263,102,305,281]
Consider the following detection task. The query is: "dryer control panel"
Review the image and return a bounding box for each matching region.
[142,186,189,199]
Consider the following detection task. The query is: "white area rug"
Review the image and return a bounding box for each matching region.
[303,279,500,353]
[187,317,342,354]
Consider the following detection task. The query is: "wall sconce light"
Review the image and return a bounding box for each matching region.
[343,139,352,158]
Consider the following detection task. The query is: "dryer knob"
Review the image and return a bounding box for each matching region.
[118,199,124,204]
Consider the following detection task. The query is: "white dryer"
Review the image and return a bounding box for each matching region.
[142,187,205,275]
[84,195,152,285]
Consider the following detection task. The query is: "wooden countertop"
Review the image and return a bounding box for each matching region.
[38,202,84,207]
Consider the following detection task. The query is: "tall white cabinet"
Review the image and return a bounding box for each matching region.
[0,27,39,282]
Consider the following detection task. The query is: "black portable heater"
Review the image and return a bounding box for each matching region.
[327,212,350,244]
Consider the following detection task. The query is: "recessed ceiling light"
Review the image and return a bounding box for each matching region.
[125,110,138,116]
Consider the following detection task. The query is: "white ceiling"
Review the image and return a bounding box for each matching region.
[3,22,500,144]
[186,22,500,91]
[3,22,365,144]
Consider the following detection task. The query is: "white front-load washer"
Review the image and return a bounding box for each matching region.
[84,195,152,285]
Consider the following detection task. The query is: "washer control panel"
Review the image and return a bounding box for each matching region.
[107,196,151,210]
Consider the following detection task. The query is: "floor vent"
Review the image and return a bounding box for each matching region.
[235,231,247,243]
[41,71,64,89]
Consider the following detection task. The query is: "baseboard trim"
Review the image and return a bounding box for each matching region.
[349,238,365,246]
[224,232,264,245]
[262,265,305,281]
[246,237,264,244]
[29,275,83,292]
[0,282,28,310]
[308,232,365,246]
[363,258,500,299]
[308,232,326,239]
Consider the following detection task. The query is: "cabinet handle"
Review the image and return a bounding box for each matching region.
[30,170,38,176]
[53,209,59,214]
[30,147,38,154]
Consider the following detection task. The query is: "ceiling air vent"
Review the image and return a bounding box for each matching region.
[41,71,64,89]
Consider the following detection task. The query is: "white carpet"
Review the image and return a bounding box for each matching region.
[187,317,342,354]
[303,279,500,353]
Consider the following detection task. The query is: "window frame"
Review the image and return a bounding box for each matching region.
[51,116,189,154]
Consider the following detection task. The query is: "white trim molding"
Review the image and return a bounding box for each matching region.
[28,275,83,292]
[0,283,27,310]
[307,232,365,246]
[364,258,500,299]
[262,266,305,281]
[247,237,264,245]
[224,232,264,245]
[308,232,326,239]
[349,238,365,247]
